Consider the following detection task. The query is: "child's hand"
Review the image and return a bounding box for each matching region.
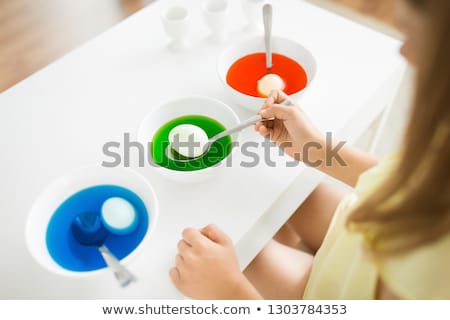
[255,90,323,161]
[170,224,256,299]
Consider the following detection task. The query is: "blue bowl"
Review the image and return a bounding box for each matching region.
[46,185,149,272]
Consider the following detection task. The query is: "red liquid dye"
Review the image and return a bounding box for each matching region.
[226,52,308,97]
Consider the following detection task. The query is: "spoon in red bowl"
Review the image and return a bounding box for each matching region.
[263,3,273,72]
[259,4,286,97]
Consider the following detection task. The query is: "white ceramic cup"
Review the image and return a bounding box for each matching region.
[161,5,190,51]
[202,0,230,44]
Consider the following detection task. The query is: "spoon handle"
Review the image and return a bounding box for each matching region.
[210,98,294,143]
[263,4,273,70]
[99,245,136,287]
[211,115,264,142]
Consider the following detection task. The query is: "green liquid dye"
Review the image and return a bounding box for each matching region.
[151,115,233,171]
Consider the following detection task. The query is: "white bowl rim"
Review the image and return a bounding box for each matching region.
[24,165,159,277]
[138,94,241,176]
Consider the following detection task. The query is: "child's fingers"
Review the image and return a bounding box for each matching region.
[265,119,274,129]
[269,89,288,104]
[175,254,184,268]
[201,224,230,245]
[256,120,273,131]
[177,240,191,255]
[182,227,207,247]
[262,96,275,109]
[267,90,279,102]
[260,104,294,121]
[169,267,181,285]
[260,90,289,113]
[259,92,280,111]
[258,125,270,137]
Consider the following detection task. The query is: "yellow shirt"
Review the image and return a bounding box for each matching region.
[303,155,450,299]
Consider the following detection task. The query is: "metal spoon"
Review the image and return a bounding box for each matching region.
[166,115,272,162]
[263,3,273,72]
[166,99,294,162]
[71,211,136,287]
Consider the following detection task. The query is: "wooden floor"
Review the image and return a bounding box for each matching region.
[0,0,395,93]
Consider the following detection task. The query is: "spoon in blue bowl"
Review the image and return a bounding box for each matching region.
[71,197,138,287]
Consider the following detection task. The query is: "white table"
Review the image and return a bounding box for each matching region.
[0,0,405,299]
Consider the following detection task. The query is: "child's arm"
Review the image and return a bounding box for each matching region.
[308,138,379,187]
[257,90,379,187]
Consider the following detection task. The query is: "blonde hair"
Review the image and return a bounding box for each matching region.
[347,0,450,256]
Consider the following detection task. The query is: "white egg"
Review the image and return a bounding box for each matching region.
[168,124,209,158]
[101,197,138,235]
[257,73,286,97]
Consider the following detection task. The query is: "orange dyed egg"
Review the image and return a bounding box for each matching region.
[226,52,308,98]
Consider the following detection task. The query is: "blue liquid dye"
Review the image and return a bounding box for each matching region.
[46,185,149,272]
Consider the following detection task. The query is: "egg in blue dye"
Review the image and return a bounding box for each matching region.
[45,185,149,272]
